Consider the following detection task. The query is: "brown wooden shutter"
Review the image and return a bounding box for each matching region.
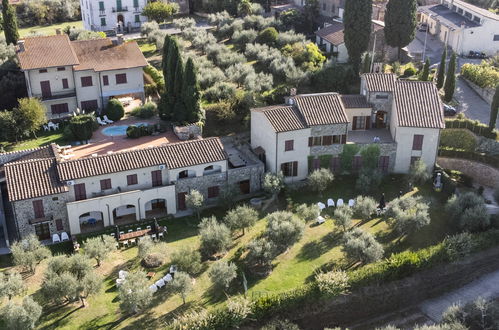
[412,135,424,150]
[33,200,44,219]
[365,116,370,129]
[341,134,347,144]
[292,161,298,176]
[308,137,313,147]
[55,219,63,231]
[352,116,357,130]
[74,183,86,201]
[323,135,332,145]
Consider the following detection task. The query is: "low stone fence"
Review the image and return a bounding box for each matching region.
[173,123,202,141]
[437,156,499,188]
[460,76,494,105]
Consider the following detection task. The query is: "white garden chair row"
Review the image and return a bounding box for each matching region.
[149,273,173,293]
[43,122,60,131]
[52,232,69,243]
[97,116,114,126]
[316,199,356,225]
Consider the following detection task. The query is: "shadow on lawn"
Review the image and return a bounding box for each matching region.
[296,231,341,262]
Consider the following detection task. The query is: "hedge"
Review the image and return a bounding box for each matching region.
[445,118,498,140]
[461,62,499,89]
[438,147,499,168]
[143,65,165,94]
[440,129,477,151]
[174,230,499,329]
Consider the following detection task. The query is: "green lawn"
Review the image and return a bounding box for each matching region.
[0,177,455,329]
[19,21,83,37]
[1,131,66,152]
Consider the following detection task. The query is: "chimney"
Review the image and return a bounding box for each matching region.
[55,28,61,35]
[117,34,124,45]
[17,40,25,52]
[290,88,297,96]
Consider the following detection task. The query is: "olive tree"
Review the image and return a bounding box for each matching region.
[11,234,51,274]
[84,235,116,267]
[0,296,41,330]
[263,172,284,200]
[208,261,238,290]
[169,271,192,305]
[308,168,334,196]
[170,246,202,275]
[353,196,377,221]
[199,216,232,257]
[342,228,384,264]
[333,206,353,232]
[296,203,320,222]
[0,272,25,300]
[446,192,490,232]
[223,204,259,235]
[265,211,305,252]
[315,270,350,295]
[386,196,430,237]
[186,189,204,220]
[137,236,154,259]
[245,237,275,273]
[118,271,152,314]
[408,159,431,186]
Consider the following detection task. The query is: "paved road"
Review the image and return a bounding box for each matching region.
[419,269,499,322]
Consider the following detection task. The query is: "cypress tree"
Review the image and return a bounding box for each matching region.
[2,0,19,45]
[159,36,179,120]
[182,58,201,123]
[420,58,430,81]
[436,47,447,89]
[489,84,499,130]
[384,0,417,60]
[362,53,371,74]
[443,52,456,103]
[343,0,372,74]
[172,55,186,123]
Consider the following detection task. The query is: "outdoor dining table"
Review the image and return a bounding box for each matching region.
[118,226,164,241]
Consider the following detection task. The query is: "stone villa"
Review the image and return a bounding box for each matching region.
[17,34,148,120]
[251,73,445,182]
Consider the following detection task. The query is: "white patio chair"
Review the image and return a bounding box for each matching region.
[123,240,129,248]
[118,270,128,279]
[136,227,142,231]
[317,202,326,211]
[149,284,158,293]
[103,115,114,124]
[151,233,157,240]
[52,234,61,243]
[155,279,166,288]
[336,199,344,207]
[348,199,355,207]
[47,122,56,130]
[327,199,335,207]
[163,274,173,282]
[146,225,151,230]
[128,229,133,233]
[43,124,49,131]
[96,117,107,126]
[61,232,69,241]
[116,278,125,287]
[158,232,164,239]
[316,216,325,225]
[110,233,115,237]
[53,123,60,130]
[119,231,124,235]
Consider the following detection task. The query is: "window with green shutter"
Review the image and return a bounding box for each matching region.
[101,17,106,26]
[116,0,122,11]
[135,15,140,23]
[99,1,104,11]
[133,0,139,8]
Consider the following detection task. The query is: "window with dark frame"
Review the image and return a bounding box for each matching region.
[330,157,341,173]
[39,69,47,73]
[81,76,93,87]
[55,219,64,231]
[378,156,390,173]
[116,73,127,84]
[51,103,69,115]
[62,78,69,89]
[127,174,138,185]
[410,156,421,165]
[100,178,112,190]
[412,134,424,150]
[151,170,162,187]
[74,183,86,201]
[57,67,66,71]
[284,140,294,151]
[494,35,499,41]
[103,75,109,86]
[207,186,220,198]
[33,200,44,219]
[322,135,333,145]
[34,223,50,240]
[281,161,298,177]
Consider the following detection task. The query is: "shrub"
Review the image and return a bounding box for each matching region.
[65,113,98,143]
[245,237,276,272]
[209,261,238,290]
[333,206,353,232]
[205,101,235,122]
[261,319,301,330]
[232,29,257,48]
[199,217,232,257]
[408,159,431,185]
[343,228,384,264]
[143,65,164,93]
[315,270,350,295]
[126,125,153,139]
[353,196,378,221]
[223,205,259,235]
[296,203,320,222]
[265,211,305,252]
[204,82,237,102]
[130,102,157,119]
[444,232,476,261]
[356,168,383,194]
[170,247,202,275]
[104,99,125,121]
[276,30,306,47]
[168,271,192,305]
[440,129,477,151]
[256,27,278,45]
[402,65,417,77]
[142,253,163,268]
[307,168,334,196]
[446,192,490,232]
[461,62,499,88]
[386,196,431,236]
[445,117,498,140]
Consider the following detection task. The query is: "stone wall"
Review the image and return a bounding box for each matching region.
[173,123,202,141]
[228,164,264,194]
[437,157,499,188]
[12,193,70,239]
[175,172,228,205]
[461,77,494,105]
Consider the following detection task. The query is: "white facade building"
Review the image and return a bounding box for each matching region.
[80,0,148,32]
[17,34,148,119]
[418,0,499,56]
[251,73,445,183]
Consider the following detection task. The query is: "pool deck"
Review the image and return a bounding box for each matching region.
[71,117,180,159]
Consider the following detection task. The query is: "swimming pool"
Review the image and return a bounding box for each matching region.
[101,123,149,136]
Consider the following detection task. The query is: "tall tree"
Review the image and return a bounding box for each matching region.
[420,58,430,81]
[489,84,499,130]
[444,52,456,102]
[384,0,417,60]
[436,47,447,89]
[1,0,19,45]
[159,36,178,120]
[172,54,186,123]
[343,0,372,73]
[303,0,319,34]
[14,98,47,138]
[182,57,202,123]
[141,1,177,23]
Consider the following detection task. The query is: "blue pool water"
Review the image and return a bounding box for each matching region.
[101,123,149,136]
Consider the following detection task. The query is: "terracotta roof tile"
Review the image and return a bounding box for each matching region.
[256,105,308,133]
[293,93,349,126]
[341,95,371,108]
[57,138,227,180]
[5,158,68,201]
[394,81,444,129]
[363,73,397,92]
[17,35,79,70]
[71,39,148,72]
[314,21,344,46]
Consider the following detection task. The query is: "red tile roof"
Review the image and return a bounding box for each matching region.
[17,34,79,70]
[293,93,349,126]
[256,105,308,133]
[314,21,345,46]
[341,95,371,108]
[362,73,397,92]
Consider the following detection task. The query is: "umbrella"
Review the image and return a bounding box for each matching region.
[378,193,386,210]
[115,225,120,240]
[154,217,159,233]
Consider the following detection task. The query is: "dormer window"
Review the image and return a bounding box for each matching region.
[376,94,389,99]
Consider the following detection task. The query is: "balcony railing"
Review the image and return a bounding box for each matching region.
[133,6,141,13]
[99,10,106,15]
[112,6,128,12]
[36,89,76,101]
[29,214,53,224]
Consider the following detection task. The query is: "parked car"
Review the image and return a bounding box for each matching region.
[418,23,428,32]
[443,104,457,116]
[467,51,487,59]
